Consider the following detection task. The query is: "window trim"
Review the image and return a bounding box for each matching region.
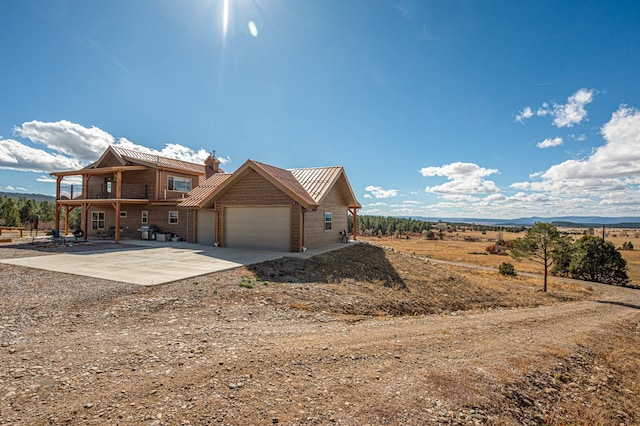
[91,211,105,230]
[169,211,179,224]
[141,211,148,224]
[167,176,191,192]
[120,211,127,218]
[324,211,332,231]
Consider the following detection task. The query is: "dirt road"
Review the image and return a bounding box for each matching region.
[1,243,639,425]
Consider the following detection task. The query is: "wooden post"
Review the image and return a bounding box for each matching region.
[55,176,63,231]
[64,206,70,235]
[113,201,121,244]
[115,171,122,199]
[83,203,90,241]
[83,174,89,199]
[348,207,359,241]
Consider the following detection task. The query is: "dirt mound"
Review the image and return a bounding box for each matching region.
[241,243,586,317]
[249,243,406,288]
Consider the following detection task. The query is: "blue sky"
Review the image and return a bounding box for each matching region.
[2,0,640,219]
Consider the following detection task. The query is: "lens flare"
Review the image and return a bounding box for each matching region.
[248,20,258,37]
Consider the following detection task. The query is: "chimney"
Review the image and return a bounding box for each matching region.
[204,150,221,178]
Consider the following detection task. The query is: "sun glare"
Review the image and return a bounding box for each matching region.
[222,0,230,39]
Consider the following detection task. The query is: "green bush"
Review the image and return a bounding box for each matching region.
[499,262,517,276]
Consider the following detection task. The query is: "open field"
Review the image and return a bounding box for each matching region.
[360,227,640,286]
[1,241,639,425]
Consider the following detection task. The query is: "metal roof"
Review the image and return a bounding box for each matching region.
[178,160,360,210]
[178,173,232,207]
[110,146,206,174]
[250,161,318,207]
[289,166,343,204]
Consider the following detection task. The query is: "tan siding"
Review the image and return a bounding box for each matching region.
[99,152,123,167]
[215,170,300,251]
[157,170,201,201]
[304,186,349,249]
[218,170,293,205]
[87,203,190,241]
[291,205,302,252]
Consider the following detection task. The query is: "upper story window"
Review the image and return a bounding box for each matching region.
[168,176,191,192]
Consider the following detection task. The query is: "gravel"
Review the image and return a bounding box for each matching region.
[1,242,639,425]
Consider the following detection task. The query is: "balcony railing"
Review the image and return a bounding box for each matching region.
[59,184,150,200]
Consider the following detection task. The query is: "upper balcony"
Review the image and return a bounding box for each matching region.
[59,183,150,200]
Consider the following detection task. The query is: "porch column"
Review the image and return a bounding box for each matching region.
[115,171,122,199]
[55,176,63,231]
[82,203,90,241]
[64,206,70,235]
[55,203,61,231]
[113,201,121,244]
[348,207,359,241]
[82,174,90,199]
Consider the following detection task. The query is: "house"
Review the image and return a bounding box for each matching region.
[51,146,361,251]
[178,159,361,252]
[51,146,221,243]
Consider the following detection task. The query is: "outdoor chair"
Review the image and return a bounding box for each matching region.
[51,229,65,245]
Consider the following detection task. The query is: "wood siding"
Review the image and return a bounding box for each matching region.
[213,170,303,251]
[303,186,349,249]
[87,203,191,241]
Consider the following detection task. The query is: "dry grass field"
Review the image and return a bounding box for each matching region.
[360,227,640,287]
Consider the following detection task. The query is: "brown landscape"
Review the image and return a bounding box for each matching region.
[1,230,639,425]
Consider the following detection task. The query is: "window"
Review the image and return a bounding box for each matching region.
[141,211,148,224]
[324,212,332,231]
[168,176,191,192]
[120,211,127,218]
[169,211,179,224]
[105,177,112,194]
[91,211,105,230]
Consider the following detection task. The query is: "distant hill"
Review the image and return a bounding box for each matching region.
[401,216,640,228]
[0,191,55,202]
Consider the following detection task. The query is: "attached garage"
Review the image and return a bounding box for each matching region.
[196,209,217,245]
[224,206,291,251]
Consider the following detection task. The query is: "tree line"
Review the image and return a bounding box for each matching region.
[349,215,525,236]
[0,195,57,228]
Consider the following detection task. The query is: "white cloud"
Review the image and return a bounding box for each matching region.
[36,175,56,183]
[364,185,398,199]
[508,106,640,213]
[1,120,213,174]
[420,162,500,194]
[536,137,563,149]
[569,133,587,142]
[14,120,114,161]
[0,138,85,172]
[5,185,14,190]
[515,88,596,127]
[542,106,640,180]
[552,88,595,127]
[515,106,533,123]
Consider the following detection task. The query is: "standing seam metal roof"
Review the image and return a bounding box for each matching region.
[110,146,206,174]
[178,173,232,207]
[289,166,343,204]
[250,161,318,207]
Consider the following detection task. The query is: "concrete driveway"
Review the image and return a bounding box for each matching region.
[0,239,351,286]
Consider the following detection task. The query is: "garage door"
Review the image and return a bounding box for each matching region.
[224,207,291,251]
[197,209,216,245]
